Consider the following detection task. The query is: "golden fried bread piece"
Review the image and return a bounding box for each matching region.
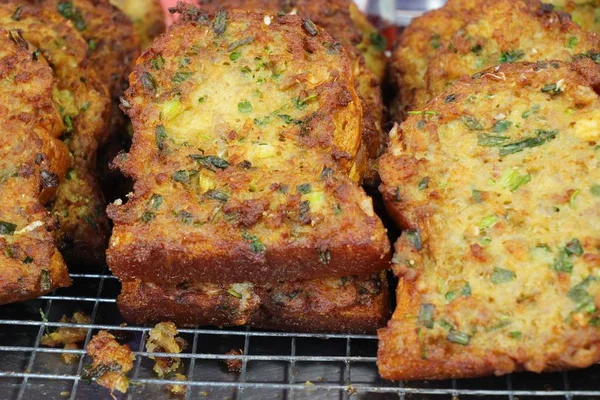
[196,0,386,183]
[0,3,112,267]
[544,0,600,34]
[389,0,480,121]
[110,0,165,49]
[108,10,390,285]
[378,60,600,380]
[8,0,142,133]
[390,0,600,119]
[0,28,70,304]
[119,273,389,333]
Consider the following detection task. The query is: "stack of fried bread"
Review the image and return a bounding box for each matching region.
[0,0,163,304]
[109,4,392,333]
[379,0,600,380]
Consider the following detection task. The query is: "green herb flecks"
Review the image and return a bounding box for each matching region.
[541,82,563,96]
[11,5,22,21]
[320,167,334,180]
[151,54,165,70]
[566,239,584,256]
[172,71,193,83]
[508,331,522,339]
[447,330,470,345]
[404,229,422,251]
[418,177,430,190]
[499,169,531,192]
[150,194,163,210]
[23,256,33,264]
[297,183,312,194]
[141,211,155,223]
[478,134,509,147]
[318,248,331,264]
[238,100,253,113]
[155,125,168,154]
[478,215,498,230]
[418,303,435,329]
[553,239,584,274]
[293,94,318,110]
[242,232,265,254]
[522,104,541,119]
[370,33,387,51]
[567,276,597,312]
[172,170,190,184]
[228,36,254,51]
[57,1,87,31]
[590,184,600,197]
[227,288,242,298]
[0,221,17,235]
[430,33,441,50]
[481,129,558,156]
[304,19,318,36]
[567,36,579,49]
[491,267,516,284]
[278,114,303,125]
[206,190,229,203]
[472,189,484,203]
[499,50,524,64]
[460,115,484,130]
[492,120,512,133]
[40,270,51,291]
[190,154,229,171]
[445,94,456,103]
[140,72,157,94]
[212,10,228,35]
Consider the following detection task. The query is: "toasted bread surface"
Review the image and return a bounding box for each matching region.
[0,3,112,267]
[378,60,600,380]
[108,10,390,285]
[119,273,389,333]
[196,0,386,183]
[390,0,600,119]
[0,28,70,304]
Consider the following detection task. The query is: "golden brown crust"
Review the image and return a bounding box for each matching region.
[0,3,112,268]
[0,28,70,305]
[390,0,600,120]
[118,273,389,333]
[543,0,600,34]
[110,0,165,49]
[85,330,135,394]
[108,9,390,285]
[195,0,386,183]
[378,61,600,380]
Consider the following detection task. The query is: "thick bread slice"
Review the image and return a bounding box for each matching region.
[0,28,70,304]
[390,0,600,120]
[0,3,112,268]
[195,0,387,184]
[378,60,600,380]
[108,10,390,285]
[118,273,389,333]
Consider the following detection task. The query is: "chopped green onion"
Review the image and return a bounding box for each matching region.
[491,267,516,284]
[418,303,435,329]
[447,330,470,345]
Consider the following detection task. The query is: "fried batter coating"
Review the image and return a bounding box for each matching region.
[84,330,135,394]
[146,321,187,378]
[110,0,166,49]
[390,0,600,119]
[378,60,600,380]
[9,0,142,133]
[544,0,600,34]
[108,9,390,285]
[119,273,389,333]
[196,0,386,183]
[0,3,112,267]
[0,28,70,305]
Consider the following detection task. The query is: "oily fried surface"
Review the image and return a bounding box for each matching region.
[544,0,600,34]
[390,0,600,119]
[9,0,142,133]
[108,9,390,285]
[0,28,70,305]
[85,330,134,394]
[110,0,165,49]
[378,61,600,380]
[0,3,112,268]
[196,0,386,183]
[119,273,389,333]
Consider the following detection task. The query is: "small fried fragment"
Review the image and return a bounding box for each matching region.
[84,330,135,394]
[41,311,91,347]
[146,321,187,378]
[224,349,243,373]
[166,373,187,396]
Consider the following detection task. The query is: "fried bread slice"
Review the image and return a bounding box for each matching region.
[108,10,390,285]
[390,0,600,119]
[118,273,389,333]
[378,60,600,380]
[544,0,600,34]
[110,0,165,49]
[0,3,112,267]
[0,28,70,304]
[195,0,386,183]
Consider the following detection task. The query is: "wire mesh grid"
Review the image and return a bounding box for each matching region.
[0,270,599,399]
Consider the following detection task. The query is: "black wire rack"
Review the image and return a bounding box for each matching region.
[1,270,600,399]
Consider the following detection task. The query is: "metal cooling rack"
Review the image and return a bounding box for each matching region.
[1,271,600,399]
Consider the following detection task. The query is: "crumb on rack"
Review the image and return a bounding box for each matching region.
[146,321,187,378]
[41,311,92,364]
[223,348,243,373]
[83,330,134,394]
[166,372,187,396]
